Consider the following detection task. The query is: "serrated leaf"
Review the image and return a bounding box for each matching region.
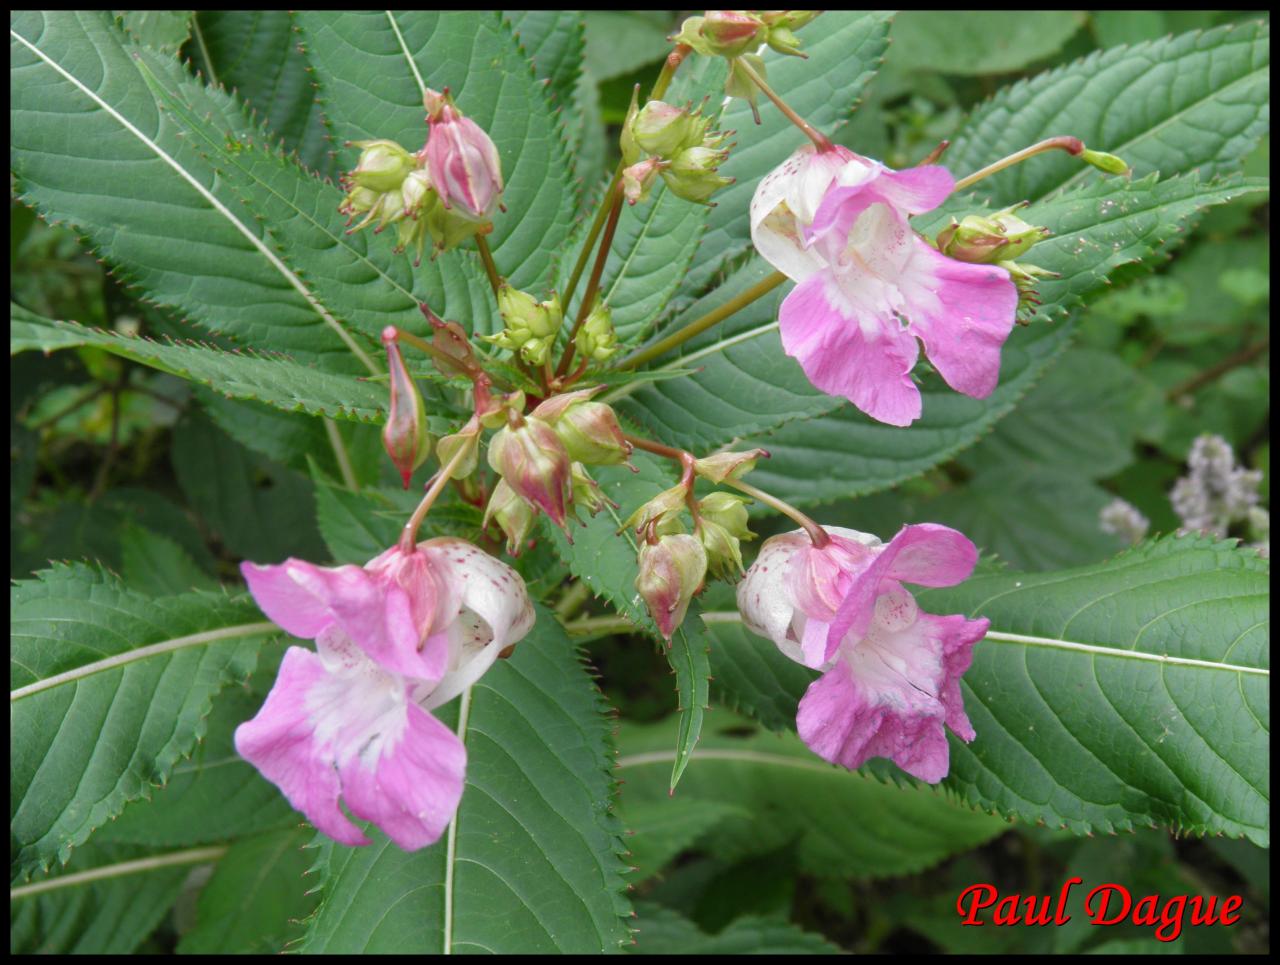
[10,10,380,373]
[294,11,576,293]
[10,565,273,878]
[297,608,630,953]
[616,714,1009,880]
[187,11,336,177]
[10,841,199,953]
[629,902,841,955]
[119,523,218,596]
[699,535,1270,844]
[543,453,711,789]
[176,828,318,953]
[10,306,386,422]
[946,20,1271,205]
[93,685,302,848]
[115,9,191,55]
[890,11,1086,75]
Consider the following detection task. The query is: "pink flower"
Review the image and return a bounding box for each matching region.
[736,523,987,783]
[423,89,503,222]
[234,538,534,850]
[750,144,1018,426]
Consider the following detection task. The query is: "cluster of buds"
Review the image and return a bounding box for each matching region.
[575,296,619,364]
[484,387,632,553]
[339,88,503,265]
[623,446,766,638]
[673,11,819,122]
[621,94,734,206]
[935,204,1058,323]
[484,285,563,365]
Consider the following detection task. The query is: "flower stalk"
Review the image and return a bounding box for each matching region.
[733,56,832,151]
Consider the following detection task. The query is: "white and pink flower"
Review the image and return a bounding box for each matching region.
[736,523,987,783]
[235,538,534,851]
[750,144,1019,427]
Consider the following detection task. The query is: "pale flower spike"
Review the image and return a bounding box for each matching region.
[751,144,1019,426]
[737,523,987,782]
[235,539,534,850]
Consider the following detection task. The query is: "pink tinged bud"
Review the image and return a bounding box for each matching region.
[483,479,537,556]
[532,386,633,466]
[622,157,666,206]
[381,328,432,488]
[423,90,503,223]
[701,10,765,57]
[636,533,707,640]
[692,447,769,483]
[487,416,572,529]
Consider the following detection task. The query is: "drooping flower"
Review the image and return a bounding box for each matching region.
[736,523,987,783]
[750,143,1019,427]
[235,539,534,850]
[422,88,503,223]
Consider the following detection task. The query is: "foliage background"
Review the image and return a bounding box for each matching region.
[10,9,1269,954]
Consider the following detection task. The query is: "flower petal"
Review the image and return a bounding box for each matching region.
[797,615,958,783]
[736,531,809,661]
[240,559,351,640]
[750,144,856,282]
[339,701,466,851]
[778,272,923,426]
[873,164,954,215]
[826,523,979,655]
[901,239,1018,400]
[924,612,989,742]
[233,647,370,847]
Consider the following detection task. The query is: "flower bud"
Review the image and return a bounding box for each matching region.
[622,156,666,206]
[620,86,643,167]
[570,462,614,519]
[533,387,632,466]
[662,146,734,205]
[758,10,820,31]
[724,53,766,123]
[936,206,1049,265]
[487,416,572,529]
[381,327,432,488]
[693,448,768,483]
[485,286,563,365]
[437,416,482,479]
[631,101,708,160]
[700,10,765,58]
[575,296,619,363]
[998,259,1061,324]
[423,88,504,222]
[483,479,537,556]
[697,491,755,579]
[350,139,416,193]
[636,533,707,640]
[622,481,690,534]
[1081,148,1130,176]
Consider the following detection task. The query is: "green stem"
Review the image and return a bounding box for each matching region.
[474,234,503,295]
[563,614,635,637]
[724,477,830,548]
[392,326,484,382]
[324,418,359,491]
[734,57,832,150]
[556,187,623,378]
[953,136,1085,192]
[620,271,787,369]
[399,444,471,550]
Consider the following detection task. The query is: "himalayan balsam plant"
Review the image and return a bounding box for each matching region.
[10,10,1270,955]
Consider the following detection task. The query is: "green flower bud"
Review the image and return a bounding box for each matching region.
[936,205,1049,265]
[349,139,415,193]
[483,479,537,556]
[1081,148,1130,176]
[485,286,563,363]
[693,448,769,483]
[724,53,766,122]
[575,296,619,363]
[569,462,614,520]
[620,86,643,167]
[631,101,709,160]
[622,481,690,535]
[662,146,734,205]
[437,416,482,479]
[532,386,632,466]
[700,10,765,58]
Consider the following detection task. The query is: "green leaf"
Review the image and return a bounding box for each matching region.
[701,174,1267,508]
[10,10,381,373]
[503,11,584,114]
[946,20,1271,205]
[10,841,198,953]
[701,535,1271,845]
[119,523,218,596]
[170,410,329,563]
[177,828,318,953]
[890,10,1086,75]
[622,798,748,882]
[115,10,192,54]
[294,11,576,293]
[93,684,302,848]
[10,307,387,422]
[297,608,631,953]
[582,11,671,82]
[629,902,841,955]
[543,453,711,789]
[187,11,336,177]
[10,564,272,878]
[682,11,894,294]
[616,714,1010,879]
